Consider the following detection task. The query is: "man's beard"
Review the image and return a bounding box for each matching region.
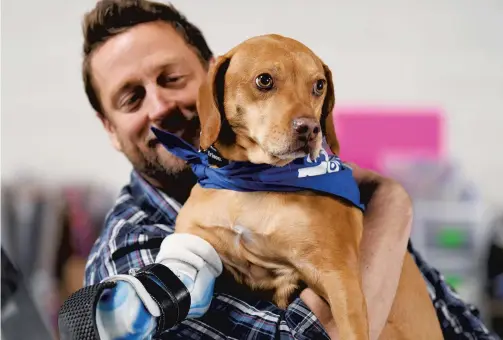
[121,108,201,195]
[132,134,200,188]
[134,149,197,203]
[142,110,201,175]
[141,150,190,178]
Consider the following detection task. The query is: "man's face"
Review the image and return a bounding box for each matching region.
[91,21,209,181]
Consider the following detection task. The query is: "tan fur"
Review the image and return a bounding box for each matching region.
[175,34,443,339]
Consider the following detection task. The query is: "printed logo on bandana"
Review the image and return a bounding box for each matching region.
[298,149,342,178]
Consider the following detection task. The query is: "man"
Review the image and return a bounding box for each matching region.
[73,0,496,339]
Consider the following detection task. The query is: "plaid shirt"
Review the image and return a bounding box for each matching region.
[85,170,499,339]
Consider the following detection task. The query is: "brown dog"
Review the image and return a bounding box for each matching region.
[169,34,443,339]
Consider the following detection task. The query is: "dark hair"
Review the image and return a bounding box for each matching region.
[82,0,213,117]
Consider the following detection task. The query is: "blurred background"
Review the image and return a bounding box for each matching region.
[1,0,502,338]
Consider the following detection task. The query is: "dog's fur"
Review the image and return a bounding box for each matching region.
[174,34,443,339]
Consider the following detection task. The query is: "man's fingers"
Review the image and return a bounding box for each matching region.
[345,162,381,184]
[300,288,327,314]
[345,161,405,206]
[299,288,337,333]
[346,163,382,204]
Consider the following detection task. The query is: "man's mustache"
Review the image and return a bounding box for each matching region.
[158,108,199,131]
[148,112,200,147]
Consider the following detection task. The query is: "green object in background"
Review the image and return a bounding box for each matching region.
[436,228,467,248]
[445,274,463,290]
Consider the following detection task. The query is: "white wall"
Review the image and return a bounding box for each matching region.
[2,0,503,206]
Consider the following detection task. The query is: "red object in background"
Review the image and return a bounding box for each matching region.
[333,106,445,173]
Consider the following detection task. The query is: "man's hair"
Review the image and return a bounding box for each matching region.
[82,0,213,117]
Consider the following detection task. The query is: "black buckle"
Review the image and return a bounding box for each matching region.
[134,263,191,334]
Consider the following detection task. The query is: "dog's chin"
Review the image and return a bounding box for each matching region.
[268,145,321,163]
[250,137,322,166]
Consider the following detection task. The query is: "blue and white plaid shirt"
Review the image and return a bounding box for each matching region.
[85,170,499,339]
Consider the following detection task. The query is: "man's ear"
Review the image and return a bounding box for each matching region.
[207,56,216,69]
[320,63,340,155]
[97,113,122,152]
[197,56,231,151]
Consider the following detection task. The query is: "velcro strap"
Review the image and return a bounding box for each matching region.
[134,263,191,334]
[58,281,116,340]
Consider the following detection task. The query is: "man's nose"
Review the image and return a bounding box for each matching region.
[147,88,177,123]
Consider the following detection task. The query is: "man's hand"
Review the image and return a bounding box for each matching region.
[301,163,413,340]
[300,288,339,339]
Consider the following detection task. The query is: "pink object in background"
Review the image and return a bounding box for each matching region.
[333,107,445,173]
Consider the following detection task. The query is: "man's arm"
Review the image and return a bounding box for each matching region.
[301,164,412,340]
[59,219,222,340]
[356,166,413,339]
[84,218,171,286]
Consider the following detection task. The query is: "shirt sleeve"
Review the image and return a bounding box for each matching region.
[408,242,500,339]
[84,216,174,286]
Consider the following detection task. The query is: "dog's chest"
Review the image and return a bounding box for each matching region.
[189,186,324,237]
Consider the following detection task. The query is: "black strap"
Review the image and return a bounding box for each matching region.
[58,281,116,340]
[134,263,191,334]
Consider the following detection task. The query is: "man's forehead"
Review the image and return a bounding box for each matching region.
[92,45,180,91]
[90,22,192,94]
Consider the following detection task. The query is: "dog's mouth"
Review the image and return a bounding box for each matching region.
[295,144,321,161]
[271,139,320,161]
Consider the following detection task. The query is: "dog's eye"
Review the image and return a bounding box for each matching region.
[255,73,274,90]
[313,79,326,96]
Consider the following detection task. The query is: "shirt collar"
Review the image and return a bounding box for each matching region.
[129,170,182,220]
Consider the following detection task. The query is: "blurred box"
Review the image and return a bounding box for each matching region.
[334,106,445,173]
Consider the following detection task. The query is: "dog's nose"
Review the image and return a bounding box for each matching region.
[293,117,320,141]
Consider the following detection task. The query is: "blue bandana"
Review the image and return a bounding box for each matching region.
[151,127,365,211]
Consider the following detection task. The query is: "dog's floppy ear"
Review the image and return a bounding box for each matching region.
[321,63,340,155]
[197,56,231,150]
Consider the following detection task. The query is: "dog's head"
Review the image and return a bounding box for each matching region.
[197,34,339,166]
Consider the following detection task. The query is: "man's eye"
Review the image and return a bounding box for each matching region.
[120,88,144,110]
[159,74,184,86]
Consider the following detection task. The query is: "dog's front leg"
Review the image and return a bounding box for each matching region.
[298,248,369,340]
[286,204,369,340]
[321,267,368,340]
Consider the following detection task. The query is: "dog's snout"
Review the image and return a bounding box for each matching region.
[293,117,320,141]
